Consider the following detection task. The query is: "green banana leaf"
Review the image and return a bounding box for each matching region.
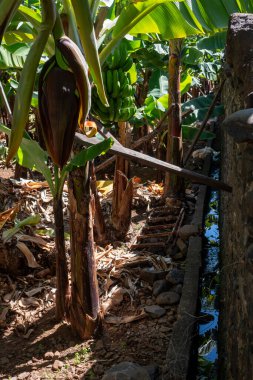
[182,125,216,140]
[100,0,179,63]
[197,31,227,51]
[64,137,114,173]
[182,95,224,124]
[7,0,56,163]
[127,0,253,39]
[0,0,22,43]
[17,5,54,55]
[3,214,41,243]
[71,0,108,106]
[0,45,29,69]
[0,123,55,196]
[3,31,35,45]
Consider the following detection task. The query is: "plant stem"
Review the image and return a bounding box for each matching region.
[53,191,69,321]
[53,165,69,321]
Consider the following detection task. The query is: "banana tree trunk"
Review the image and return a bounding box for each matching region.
[164,38,184,196]
[68,162,100,338]
[111,121,133,238]
[53,195,70,321]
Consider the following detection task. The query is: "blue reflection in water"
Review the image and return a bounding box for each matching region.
[197,167,220,379]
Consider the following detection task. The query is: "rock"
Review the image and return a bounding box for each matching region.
[152,279,170,297]
[192,147,219,160]
[178,224,198,240]
[222,109,253,143]
[173,251,186,260]
[170,284,183,295]
[166,246,180,258]
[54,351,60,358]
[139,268,168,284]
[102,361,150,380]
[144,364,159,380]
[166,269,184,285]
[176,238,187,254]
[156,291,180,306]
[145,298,153,306]
[144,305,166,319]
[165,197,182,208]
[44,351,54,359]
[52,360,64,371]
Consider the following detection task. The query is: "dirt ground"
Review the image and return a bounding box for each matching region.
[0,159,199,380]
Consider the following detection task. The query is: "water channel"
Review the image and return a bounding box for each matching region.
[197,164,220,380]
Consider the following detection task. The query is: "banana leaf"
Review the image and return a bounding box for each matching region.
[71,0,108,106]
[0,45,27,69]
[182,125,216,140]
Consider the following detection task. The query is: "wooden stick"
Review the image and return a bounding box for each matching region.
[137,232,174,241]
[142,224,175,231]
[75,133,232,192]
[183,79,226,165]
[95,107,193,173]
[147,215,178,224]
[131,242,166,250]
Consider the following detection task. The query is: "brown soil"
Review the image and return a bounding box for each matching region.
[0,164,198,380]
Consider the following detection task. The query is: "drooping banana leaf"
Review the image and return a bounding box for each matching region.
[127,0,253,39]
[7,0,56,163]
[71,0,108,105]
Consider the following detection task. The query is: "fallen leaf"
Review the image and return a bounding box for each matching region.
[16,242,41,268]
[0,203,20,230]
[25,287,44,297]
[102,286,127,313]
[18,234,49,248]
[19,297,40,308]
[23,181,49,190]
[96,180,113,195]
[2,214,41,243]
[105,310,147,324]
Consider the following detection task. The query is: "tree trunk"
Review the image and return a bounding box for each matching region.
[112,122,133,238]
[90,162,106,244]
[53,196,70,321]
[68,162,101,339]
[164,38,184,196]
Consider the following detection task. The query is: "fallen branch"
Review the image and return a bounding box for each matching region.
[75,133,232,192]
[95,107,194,173]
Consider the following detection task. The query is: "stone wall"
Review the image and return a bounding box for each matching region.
[220,13,253,380]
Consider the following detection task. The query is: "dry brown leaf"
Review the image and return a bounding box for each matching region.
[25,287,44,297]
[102,286,127,313]
[18,234,49,248]
[23,181,49,190]
[19,297,40,308]
[0,203,20,230]
[105,310,147,324]
[16,242,41,268]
